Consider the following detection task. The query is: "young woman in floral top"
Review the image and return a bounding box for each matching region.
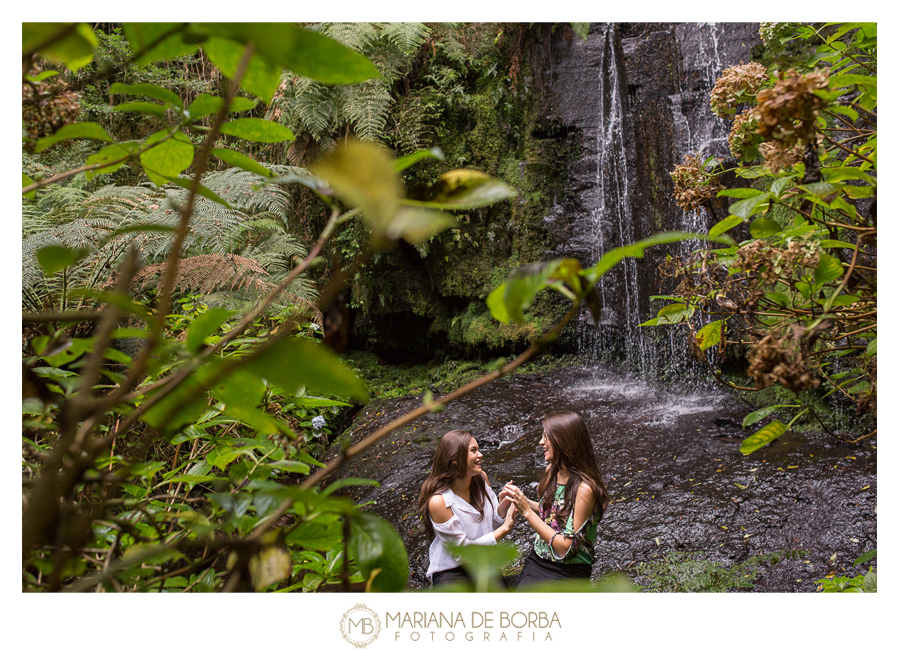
[501,411,609,587]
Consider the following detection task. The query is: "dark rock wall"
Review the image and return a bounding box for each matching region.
[544,23,760,372]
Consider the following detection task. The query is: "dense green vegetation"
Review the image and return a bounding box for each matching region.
[649,22,877,452]
[21,22,873,595]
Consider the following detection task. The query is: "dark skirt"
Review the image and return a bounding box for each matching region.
[431,565,472,587]
[514,550,591,589]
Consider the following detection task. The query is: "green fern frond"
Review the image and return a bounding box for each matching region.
[341,80,394,142]
[379,22,431,56]
[318,22,379,53]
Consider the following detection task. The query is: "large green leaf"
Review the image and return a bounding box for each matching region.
[349,512,409,592]
[219,118,294,143]
[110,82,183,110]
[739,420,788,455]
[749,217,782,239]
[386,207,457,244]
[310,140,401,241]
[188,94,256,121]
[197,23,379,85]
[741,405,794,427]
[450,543,519,593]
[709,215,743,238]
[405,169,518,209]
[814,253,844,286]
[201,37,283,104]
[244,337,368,402]
[139,131,195,186]
[496,260,564,324]
[85,141,140,180]
[34,122,114,153]
[696,320,724,350]
[23,23,97,71]
[287,519,343,552]
[36,245,89,276]
[210,148,272,178]
[729,193,771,219]
[123,23,199,66]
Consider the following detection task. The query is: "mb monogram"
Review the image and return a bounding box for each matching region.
[340,604,382,648]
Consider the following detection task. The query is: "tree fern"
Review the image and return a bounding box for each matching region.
[22,166,316,315]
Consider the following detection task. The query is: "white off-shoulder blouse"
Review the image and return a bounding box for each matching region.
[426,487,505,581]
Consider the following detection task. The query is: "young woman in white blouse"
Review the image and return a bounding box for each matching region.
[417,430,517,586]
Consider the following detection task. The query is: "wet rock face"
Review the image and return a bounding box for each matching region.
[329,368,877,592]
[543,24,761,365]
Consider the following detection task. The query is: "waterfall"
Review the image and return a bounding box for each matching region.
[549,22,761,384]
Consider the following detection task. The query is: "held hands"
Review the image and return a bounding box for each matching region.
[500,483,533,519]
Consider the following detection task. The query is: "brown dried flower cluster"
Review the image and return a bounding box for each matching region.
[747,333,821,392]
[710,62,768,118]
[728,109,761,160]
[735,239,821,286]
[670,153,722,213]
[753,68,829,147]
[22,78,81,142]
[759,140,807,173]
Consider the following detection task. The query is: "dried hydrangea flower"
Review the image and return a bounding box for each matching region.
[753,68,830,147]
[670,153,722,213]
[710,62,768,118]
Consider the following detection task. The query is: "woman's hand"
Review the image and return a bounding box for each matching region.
[497,480,515,516]
[501,484,534,519]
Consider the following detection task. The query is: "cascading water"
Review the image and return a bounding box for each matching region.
[574,24,646,373]
[548,22,761,385]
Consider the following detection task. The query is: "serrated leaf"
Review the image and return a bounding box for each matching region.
[35,122,114,153]
[739,420,788,455]
[696,320,724,350]
[139,130,194,186]
[210,148,272,178]
[110,82,183,110]
[219,118,294,143]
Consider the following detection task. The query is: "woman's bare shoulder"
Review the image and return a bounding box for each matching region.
[428,494,453,523]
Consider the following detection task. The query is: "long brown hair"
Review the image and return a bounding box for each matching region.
[417,430,491,541]
[538,411,609,523]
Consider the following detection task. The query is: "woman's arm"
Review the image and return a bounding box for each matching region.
[507,484,595,558]
[428,494,517,544]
